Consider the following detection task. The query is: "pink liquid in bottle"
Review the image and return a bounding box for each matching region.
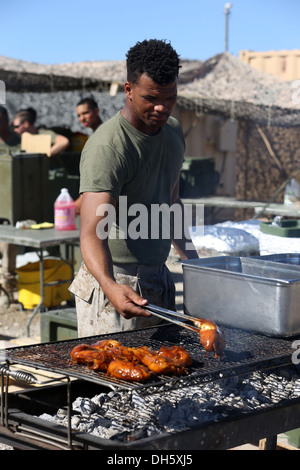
[54,188,76,230]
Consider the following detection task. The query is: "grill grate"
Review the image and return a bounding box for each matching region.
[2,324,297,391]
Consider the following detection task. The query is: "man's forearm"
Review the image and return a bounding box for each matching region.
[80,231,116,293]
[79,192,150,319]
[50,135,70,156]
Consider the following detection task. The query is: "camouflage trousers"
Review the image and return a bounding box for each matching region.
[69,262,176,337]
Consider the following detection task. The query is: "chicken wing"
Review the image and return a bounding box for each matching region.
[70,344,110,371]
[106,359,151,382]
[91,339,121,350]
[158,345,192,367]
[194,319,226,358]
[132,346,186,375]
[70,341,193,380]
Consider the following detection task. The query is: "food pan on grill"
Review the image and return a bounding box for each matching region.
[182,254,300,337]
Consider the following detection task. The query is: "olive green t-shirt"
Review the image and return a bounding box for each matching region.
[80,111,185,265]
[37,128,58,145]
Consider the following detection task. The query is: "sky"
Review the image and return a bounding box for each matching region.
[0,0,299,65]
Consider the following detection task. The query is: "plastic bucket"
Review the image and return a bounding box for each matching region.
[16,258,72,309]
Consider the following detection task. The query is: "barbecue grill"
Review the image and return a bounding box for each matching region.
[1,324,300,450]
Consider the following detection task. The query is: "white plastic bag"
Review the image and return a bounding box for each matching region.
[190,225,259,256]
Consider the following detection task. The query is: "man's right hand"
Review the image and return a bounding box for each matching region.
[103,282,152,320]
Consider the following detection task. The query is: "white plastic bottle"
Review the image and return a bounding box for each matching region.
[54,188,76,230]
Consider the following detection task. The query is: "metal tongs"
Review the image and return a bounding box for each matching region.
[143,304,201,334]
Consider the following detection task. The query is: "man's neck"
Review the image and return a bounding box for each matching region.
[120,106,161,136]
[91,118,102,132]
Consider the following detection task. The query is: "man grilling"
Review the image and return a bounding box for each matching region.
[70,39,198,337]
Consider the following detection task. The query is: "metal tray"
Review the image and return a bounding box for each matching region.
[182,254,300,337]
[258,253,300,266]
[240,257,300,280]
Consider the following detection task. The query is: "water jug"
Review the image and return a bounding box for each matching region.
[54,188,76,230]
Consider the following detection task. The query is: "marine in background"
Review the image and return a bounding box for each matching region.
[76,97,102,132]
[13,107,70,156]
[74,98,103,214]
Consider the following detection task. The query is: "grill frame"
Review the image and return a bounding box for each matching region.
[2,375,300,450]
[1,324,300,450]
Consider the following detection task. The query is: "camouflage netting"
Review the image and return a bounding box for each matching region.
[177,52,300,127]
[5,90,125,133]
[175,53,300,211]
[0,55,199,131]
[234,121,300,220]
[2,52,300,214]
[0,55,127,91]
[2,52,300,129]
[0,55,127,131]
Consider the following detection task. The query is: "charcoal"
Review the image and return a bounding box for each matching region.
[38,365,300,442]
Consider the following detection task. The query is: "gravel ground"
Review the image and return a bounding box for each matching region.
[0,299,40,344]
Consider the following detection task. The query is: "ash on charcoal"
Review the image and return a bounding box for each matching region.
[38,366,300,442]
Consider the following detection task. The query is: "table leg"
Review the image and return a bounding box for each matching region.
[26,250,45,337]
[25,244,76,337]
[259,436,278,450]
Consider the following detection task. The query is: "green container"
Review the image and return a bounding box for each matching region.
[179,157,219,198]
[286,428,300,448]
[40,308,78,342]
[0,151,49,224]
[260,220,300,238]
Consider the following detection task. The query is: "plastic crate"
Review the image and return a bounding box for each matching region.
[286,428,300,448]
[40,308,78,342]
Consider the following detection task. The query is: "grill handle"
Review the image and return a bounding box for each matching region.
[0,364,41,385]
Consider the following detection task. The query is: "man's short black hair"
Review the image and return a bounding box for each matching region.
[126,39,181,85]
[77,97,99,109]
[14,108,36,125]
